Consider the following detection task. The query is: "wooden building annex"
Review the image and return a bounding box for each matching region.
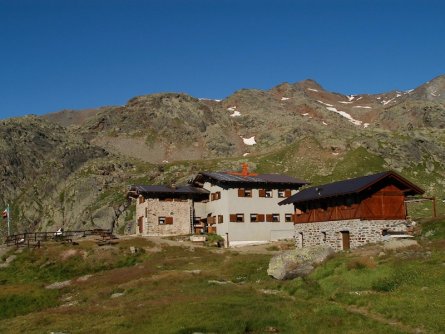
[279,171,425,251]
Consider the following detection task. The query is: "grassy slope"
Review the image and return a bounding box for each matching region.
[1,220,444,333]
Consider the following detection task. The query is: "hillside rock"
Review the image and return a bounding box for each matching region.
[1,75,445,235]
[267,245,334,280]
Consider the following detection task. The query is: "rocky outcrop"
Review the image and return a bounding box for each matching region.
[267,245,334,280]
[1,75,445,235]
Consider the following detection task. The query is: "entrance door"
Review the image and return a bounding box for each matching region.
[341,231,350,250]
[138,217,143,234]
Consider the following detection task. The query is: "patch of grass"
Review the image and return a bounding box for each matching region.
[0,228,444,333]
[420,217,445,240]
[0,285,60,320]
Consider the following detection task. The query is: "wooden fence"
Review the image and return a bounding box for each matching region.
[5,229,113,248]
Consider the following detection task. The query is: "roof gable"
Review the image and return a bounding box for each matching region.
[279,171,424,205]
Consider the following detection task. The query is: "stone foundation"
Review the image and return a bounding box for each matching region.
[294,219,410,251]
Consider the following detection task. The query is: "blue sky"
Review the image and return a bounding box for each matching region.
[0,0,444,119]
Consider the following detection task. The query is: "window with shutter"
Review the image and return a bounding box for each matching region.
[218,215,224,224]
[230,214,237,222]
[257,214,265,222]
[158,217,166,225]
[236,214,244,222]
[266,214,273,222]
[285,214,293,222]
[139,196,145,204]
[166,217,174,225]
[250,213,258,222]
[278,190,285,198]
[272,214,280,222]
[259,189,266,197]
[285,190,292,197]
[238,189,245,197]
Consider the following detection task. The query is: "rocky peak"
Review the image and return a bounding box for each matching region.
[411,74,445,101]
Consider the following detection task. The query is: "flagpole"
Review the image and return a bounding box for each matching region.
[7,203,10,236]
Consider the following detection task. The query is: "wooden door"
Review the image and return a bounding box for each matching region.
[137,217,143,234]
[341,231,350,250]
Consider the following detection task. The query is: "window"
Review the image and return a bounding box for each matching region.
[259,189,273,198]
[211,192,221,201]
[139,196,145,204]
[266,214,280,222]
[251,213,266,222]
[218,215,224,224]
[230,213,244,222]
[208,216,216,225]
[238,188,252,197]
[285,213,293,222]
[159,217,173,225]
[321,232,327,242]
[278,189,292,198]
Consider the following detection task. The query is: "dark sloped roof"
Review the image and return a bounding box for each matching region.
[279,171,424,205]
[128,185,209,196]
[174,185,210,194]
[195,172,308,187]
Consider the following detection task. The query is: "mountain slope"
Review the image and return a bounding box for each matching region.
[2,75,445,234]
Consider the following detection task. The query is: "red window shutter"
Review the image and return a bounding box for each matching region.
[211,193,215,201]
[266,214,273,222]
[139,196,144,204]
[230,214,237,222]
[292,214,297,223]
[238,189,245,197]
[166,217,174,225]
[285,190,292,197]
[257,214,265,222]
[259,189,266,197]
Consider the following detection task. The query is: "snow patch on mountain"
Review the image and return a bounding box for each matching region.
[242,136,256,145]
[382,98,395,105]
[228,106,241,117]
[317,100,333,107]
[326,107,364,126]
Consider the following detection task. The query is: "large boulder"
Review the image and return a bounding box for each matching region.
[267,245,334,280]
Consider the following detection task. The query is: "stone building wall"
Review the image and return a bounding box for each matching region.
[294,219,409,251]
[137,198,192,236]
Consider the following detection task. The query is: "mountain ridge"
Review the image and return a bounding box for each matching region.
[1,75,445,235]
